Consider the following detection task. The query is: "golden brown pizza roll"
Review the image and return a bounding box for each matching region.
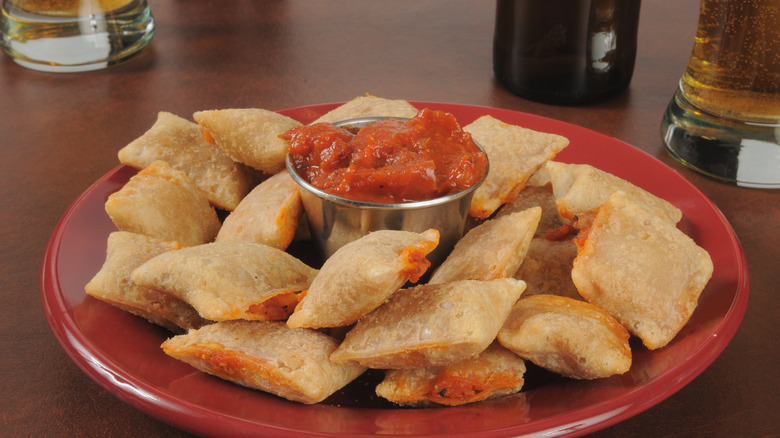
[497,294,631,379]
[215,171,302,250]
[161,320,366,404]
[310,95,419,124]
[464,115,569,219]
[494,184,567,236]
[85,231,208,333]
[526,163,552,186]
[375,342,526,407]
[428,207,541,284]
[513,237,581,300]
[571,191,713,350]
[117,111,259,211]
[193,108,302,174]
[546,161,683,228]
[287,229,440,329]
[105,160,221,246]
[132,241,318,321]
[330,278,526,369]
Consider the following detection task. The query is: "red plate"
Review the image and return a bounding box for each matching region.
[40,102,748,437]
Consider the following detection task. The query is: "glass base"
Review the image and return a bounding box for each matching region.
[1,0,154,72]
[661,88,780,189]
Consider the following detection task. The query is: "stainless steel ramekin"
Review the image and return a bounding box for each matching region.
[286,116,489,267]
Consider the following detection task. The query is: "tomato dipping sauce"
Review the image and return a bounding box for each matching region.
[283,109,488,204]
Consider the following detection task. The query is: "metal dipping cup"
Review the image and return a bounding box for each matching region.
[286,116,489,267]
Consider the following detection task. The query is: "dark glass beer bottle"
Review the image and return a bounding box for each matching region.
[493,0,641,104]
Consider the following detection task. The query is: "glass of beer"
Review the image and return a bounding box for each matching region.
[661,0,780,188]
[0,0,154,72]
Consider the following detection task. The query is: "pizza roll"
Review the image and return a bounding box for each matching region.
[311,95,419,124]
[105,160,221,246]
[546,161,682,228]
[287,229,440,329]
[216,171,302,250]
[429,207,541,284]
[161,320,366,404]
[117,111,260,211]
[497,294,631,379]
[571,191,713,350]
[132,241,318,322]
[85,231,208,333]
[526,163,552,186]
[494,184,567,236]
[193,108,302,174]
[513,238,581,300]
[375,342,526,407]
[330,278,526,369]
[464,115,569,219]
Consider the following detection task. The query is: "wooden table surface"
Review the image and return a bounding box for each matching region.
[2,1,778,436]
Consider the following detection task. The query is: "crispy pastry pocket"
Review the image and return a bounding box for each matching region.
[570,191,713,350]
[330,278,526,369]
[310,95,419,124]
[132,241,318,322]
[497,294,632,379]
[117,111,258,211]
[513,237,581,300]
[429,207,541,284]
[546,161,682,228]
[193,108,302,174]
[463,115,569,219]
[375,342,526,407]
[161,320,366,404]
[85,231,207,333]
[287,229,440,329]
[216,171,303,250]
[105,160,222,246]
[494,183,567,235]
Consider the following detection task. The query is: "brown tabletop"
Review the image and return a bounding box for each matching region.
[2,1,778,436]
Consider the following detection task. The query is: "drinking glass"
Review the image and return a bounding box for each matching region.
[0,0,154,72]
[661,0,780,188]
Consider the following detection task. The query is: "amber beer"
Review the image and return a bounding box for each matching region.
[6,0,133,15]
[680,0,780,123]
[662,0,780,188]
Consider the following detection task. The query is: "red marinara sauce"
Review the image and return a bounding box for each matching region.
[282,109,488,203]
